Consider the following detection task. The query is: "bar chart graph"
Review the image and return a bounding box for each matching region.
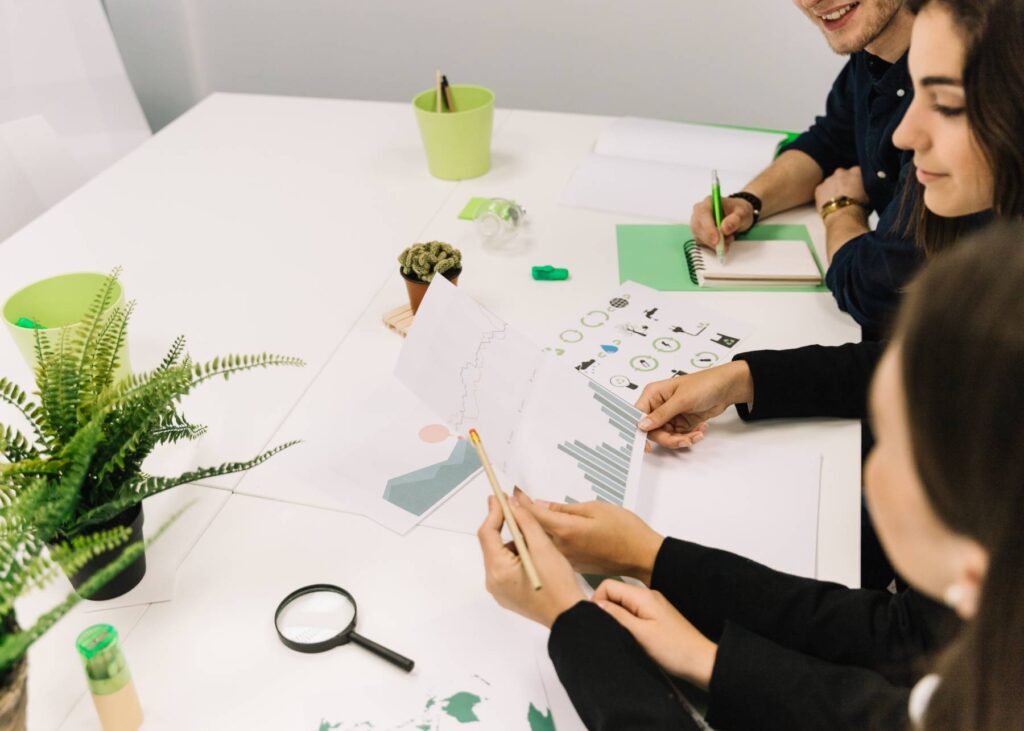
[556,381,643,506]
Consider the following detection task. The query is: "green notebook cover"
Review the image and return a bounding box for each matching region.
[616,223,828,293]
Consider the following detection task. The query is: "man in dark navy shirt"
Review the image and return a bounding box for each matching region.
[691,1,916,339]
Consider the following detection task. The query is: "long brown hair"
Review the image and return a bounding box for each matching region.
[893,221,1024,730]
[901,0,1024,255]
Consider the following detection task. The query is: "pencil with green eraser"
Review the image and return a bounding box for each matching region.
[711,170,726,263]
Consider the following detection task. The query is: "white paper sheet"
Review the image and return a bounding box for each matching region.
[396,276,646,510]
[562,117,786,221]
[595,117,787,171]
[641,440,822,578]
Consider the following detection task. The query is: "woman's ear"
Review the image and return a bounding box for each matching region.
[943,538,989,619]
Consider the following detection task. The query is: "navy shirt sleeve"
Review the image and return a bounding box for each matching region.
[825,163,922,339]
[779,58,859,178]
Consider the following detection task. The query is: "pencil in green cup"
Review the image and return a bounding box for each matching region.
[711,169,726,263]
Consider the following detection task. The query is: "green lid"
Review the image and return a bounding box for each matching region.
[76,624,132,695]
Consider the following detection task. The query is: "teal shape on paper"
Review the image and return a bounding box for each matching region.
[528,703,556,731]
[600,344,618,353]
[441,692,482,723]
[382,439,481,516]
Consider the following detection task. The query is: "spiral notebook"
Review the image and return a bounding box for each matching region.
[685,238,823,287]
[616,223,828,292]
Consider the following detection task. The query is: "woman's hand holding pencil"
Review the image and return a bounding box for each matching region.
[478,493,586,628]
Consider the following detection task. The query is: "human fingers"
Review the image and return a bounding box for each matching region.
[512,485,533,504]
[476,495,508,563]
[510,497,558,554]
[545,500,596,518]
[596,598,644,634]
[638,394,692,432]
[690,196,719,247]
[634,379,672,414]
[517,496,582,536]
[591,579,655,617]
[647,428,706,450]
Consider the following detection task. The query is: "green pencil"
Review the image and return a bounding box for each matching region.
[711,170,726,263]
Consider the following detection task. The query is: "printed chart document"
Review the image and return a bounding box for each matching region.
[545,280,754,392]
[396,276,646,510]
[333,401,485,535]
[561,117,788,220]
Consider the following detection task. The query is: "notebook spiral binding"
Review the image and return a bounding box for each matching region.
[682,239,704,286]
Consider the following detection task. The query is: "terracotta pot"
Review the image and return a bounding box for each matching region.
[0,654,28,731]
[66,503,147,600]
[401,267,461,315]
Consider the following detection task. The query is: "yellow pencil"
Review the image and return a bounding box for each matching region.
[435,68,443,113]
[469,429,543,591]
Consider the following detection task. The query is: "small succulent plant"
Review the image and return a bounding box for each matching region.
[398,241,461,283]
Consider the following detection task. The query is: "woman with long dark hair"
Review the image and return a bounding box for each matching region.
[633,0,1024,591]
[476,0,1024,728]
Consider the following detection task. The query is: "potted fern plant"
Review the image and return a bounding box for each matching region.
[398,241,462,314]
[0,417,181,731]
[0,269,304,599]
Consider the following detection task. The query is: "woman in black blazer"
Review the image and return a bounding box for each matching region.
[478,1,1024,728]
[480,225,1024,730]
[635,0,1023,591]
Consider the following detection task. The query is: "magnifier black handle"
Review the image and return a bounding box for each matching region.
[350,631,415,672]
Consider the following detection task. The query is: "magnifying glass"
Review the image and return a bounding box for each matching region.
[274,584,414,672]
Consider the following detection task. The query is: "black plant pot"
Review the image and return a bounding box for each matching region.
[67,503,147,600]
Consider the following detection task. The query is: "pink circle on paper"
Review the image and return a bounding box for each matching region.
[418,424,451,443]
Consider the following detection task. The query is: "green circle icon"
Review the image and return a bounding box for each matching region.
[629,355,659,372]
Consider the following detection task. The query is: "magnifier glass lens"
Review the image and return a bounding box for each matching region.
[276,589,356,645]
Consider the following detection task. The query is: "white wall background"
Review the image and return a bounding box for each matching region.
[104,0,847,134]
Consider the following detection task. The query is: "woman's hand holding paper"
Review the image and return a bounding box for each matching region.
[513,489,664,586]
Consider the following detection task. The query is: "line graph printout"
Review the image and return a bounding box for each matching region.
[396,276,645,509]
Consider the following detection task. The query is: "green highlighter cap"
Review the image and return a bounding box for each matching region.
[14,317,45,329]
[531,265,569,281]
[76,624,132,695]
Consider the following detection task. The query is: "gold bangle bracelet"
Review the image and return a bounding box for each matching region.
[820,196,866,221]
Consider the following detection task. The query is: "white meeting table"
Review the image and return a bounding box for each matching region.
[2,94,861,729]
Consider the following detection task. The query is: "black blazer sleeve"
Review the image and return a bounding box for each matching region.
[708,623,911,731]
[652,539,959,682]
[548,601,703,730]
[732,341,884,420]
[651,539,960,730]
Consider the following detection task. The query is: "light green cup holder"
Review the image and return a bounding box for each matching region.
[413,85,495,180]
[2,272,131,379]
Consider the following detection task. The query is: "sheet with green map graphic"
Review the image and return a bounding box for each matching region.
[311,674,555,730]
[396,276,645,510]
[305,601,556,730]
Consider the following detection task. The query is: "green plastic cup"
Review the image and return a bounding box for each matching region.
[2,272,131,378]
[413,85,495,180]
